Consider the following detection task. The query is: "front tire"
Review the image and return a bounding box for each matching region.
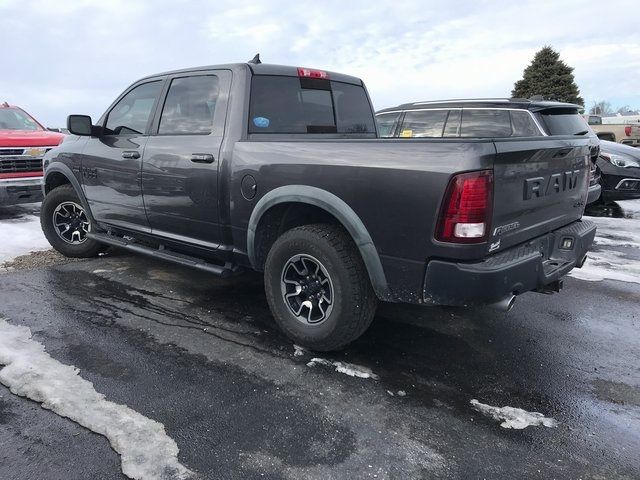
[40,184,104,258]
[264,224,377,351]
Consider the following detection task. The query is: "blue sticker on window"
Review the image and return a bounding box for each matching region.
[253,116,270,128]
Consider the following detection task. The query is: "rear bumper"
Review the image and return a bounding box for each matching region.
[587,183,602,204]
[0,176,44,206]
[422,219,596,306]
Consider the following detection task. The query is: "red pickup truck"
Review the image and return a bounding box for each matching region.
[0,102,65,206]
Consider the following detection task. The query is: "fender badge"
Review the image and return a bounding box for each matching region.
[493,221,520,236]
[489,240,501,252]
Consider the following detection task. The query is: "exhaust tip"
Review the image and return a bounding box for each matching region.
[491,294,516,312]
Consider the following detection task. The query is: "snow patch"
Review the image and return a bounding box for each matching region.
[293,344,306,357]
[572,199,640,284]
[568,250,640,284]
[0,212,51,264]
[470,399,558,429]
[0,319,194,480]
[307,357,379,380]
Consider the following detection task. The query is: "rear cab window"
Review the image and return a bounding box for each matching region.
[537,108,591,136]
[249,75,376,136]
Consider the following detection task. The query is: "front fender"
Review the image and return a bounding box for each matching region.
[247,185,392,301]
[44,163,95,224]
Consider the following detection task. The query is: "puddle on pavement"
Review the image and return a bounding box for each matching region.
[592,379,640,407]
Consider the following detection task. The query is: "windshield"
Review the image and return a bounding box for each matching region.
[0,108,42,131]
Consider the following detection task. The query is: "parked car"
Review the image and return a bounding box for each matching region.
[583,114,640,147]
[41,62,596,350]
[596,140,640,202]
[376,99,601,204]
[0,102,65,206]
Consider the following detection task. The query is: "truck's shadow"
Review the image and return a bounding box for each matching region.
[584,200,633,218]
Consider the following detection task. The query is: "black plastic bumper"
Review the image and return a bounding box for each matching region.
[587,183,601,204]
[422,219,597,307]
[0,177,43,206]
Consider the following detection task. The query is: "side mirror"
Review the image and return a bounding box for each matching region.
[67,115,94,136]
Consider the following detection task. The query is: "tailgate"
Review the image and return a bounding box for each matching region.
[490,137,591,251]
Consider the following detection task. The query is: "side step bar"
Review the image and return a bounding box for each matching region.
[87,232,238,278]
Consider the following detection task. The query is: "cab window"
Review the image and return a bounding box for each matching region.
[158,75,219,135]
[460,109,512,137]
[399,110,447,137]
[510,110,542,136]
[105,81,163,135]
[248,75,376,135]
[376,112,401,137]
[443,109,461,137]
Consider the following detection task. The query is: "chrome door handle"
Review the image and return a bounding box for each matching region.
[122,151,140,159]
[190,153,215,163]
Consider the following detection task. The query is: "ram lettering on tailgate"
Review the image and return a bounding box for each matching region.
[524,170,581,200]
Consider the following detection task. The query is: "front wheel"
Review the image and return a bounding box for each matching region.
[40,184,104,258]
[264,224,377,351]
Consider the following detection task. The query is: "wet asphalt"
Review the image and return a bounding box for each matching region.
[0,206,639,479]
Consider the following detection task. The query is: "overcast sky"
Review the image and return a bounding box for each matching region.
[2,0,639,127]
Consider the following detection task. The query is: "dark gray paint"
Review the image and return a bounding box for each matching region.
[42,62,595,305]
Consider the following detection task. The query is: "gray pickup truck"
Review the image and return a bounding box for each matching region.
[40,60,596,350]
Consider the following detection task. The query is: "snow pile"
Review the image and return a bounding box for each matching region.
[573,199,640,284]
[0,319,194,480]
[293,344,306,357]
[470,399,558,429]
[569,250,640,284]
[0,212,51,264]
[307,357,379,380]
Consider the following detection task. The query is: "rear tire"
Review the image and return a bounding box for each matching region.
[40,184,104,258]
[264,224,377,351]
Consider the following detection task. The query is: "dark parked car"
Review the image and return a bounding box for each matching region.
[376,98,602,204]
[41,65,596,350]
[596,140,640,202]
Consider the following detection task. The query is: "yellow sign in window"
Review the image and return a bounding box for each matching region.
[400,129,413,138]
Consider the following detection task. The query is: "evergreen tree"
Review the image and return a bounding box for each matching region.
[511,46,584,105]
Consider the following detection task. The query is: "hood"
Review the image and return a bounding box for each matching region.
[0,129,65,148]
[599,140,640,159]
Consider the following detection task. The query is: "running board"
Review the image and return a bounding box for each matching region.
[87,232,239,278]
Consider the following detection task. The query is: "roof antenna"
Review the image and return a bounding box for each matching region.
[248,53,261,65]
[1,101,9,107]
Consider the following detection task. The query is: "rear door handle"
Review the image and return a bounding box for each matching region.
[122,151,140,159]
[190,153,215,163]
[553,148,573,158]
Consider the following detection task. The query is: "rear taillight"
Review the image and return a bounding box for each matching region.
[297,67,329,79]
[624,126,632,136]
[436,170,493,244]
